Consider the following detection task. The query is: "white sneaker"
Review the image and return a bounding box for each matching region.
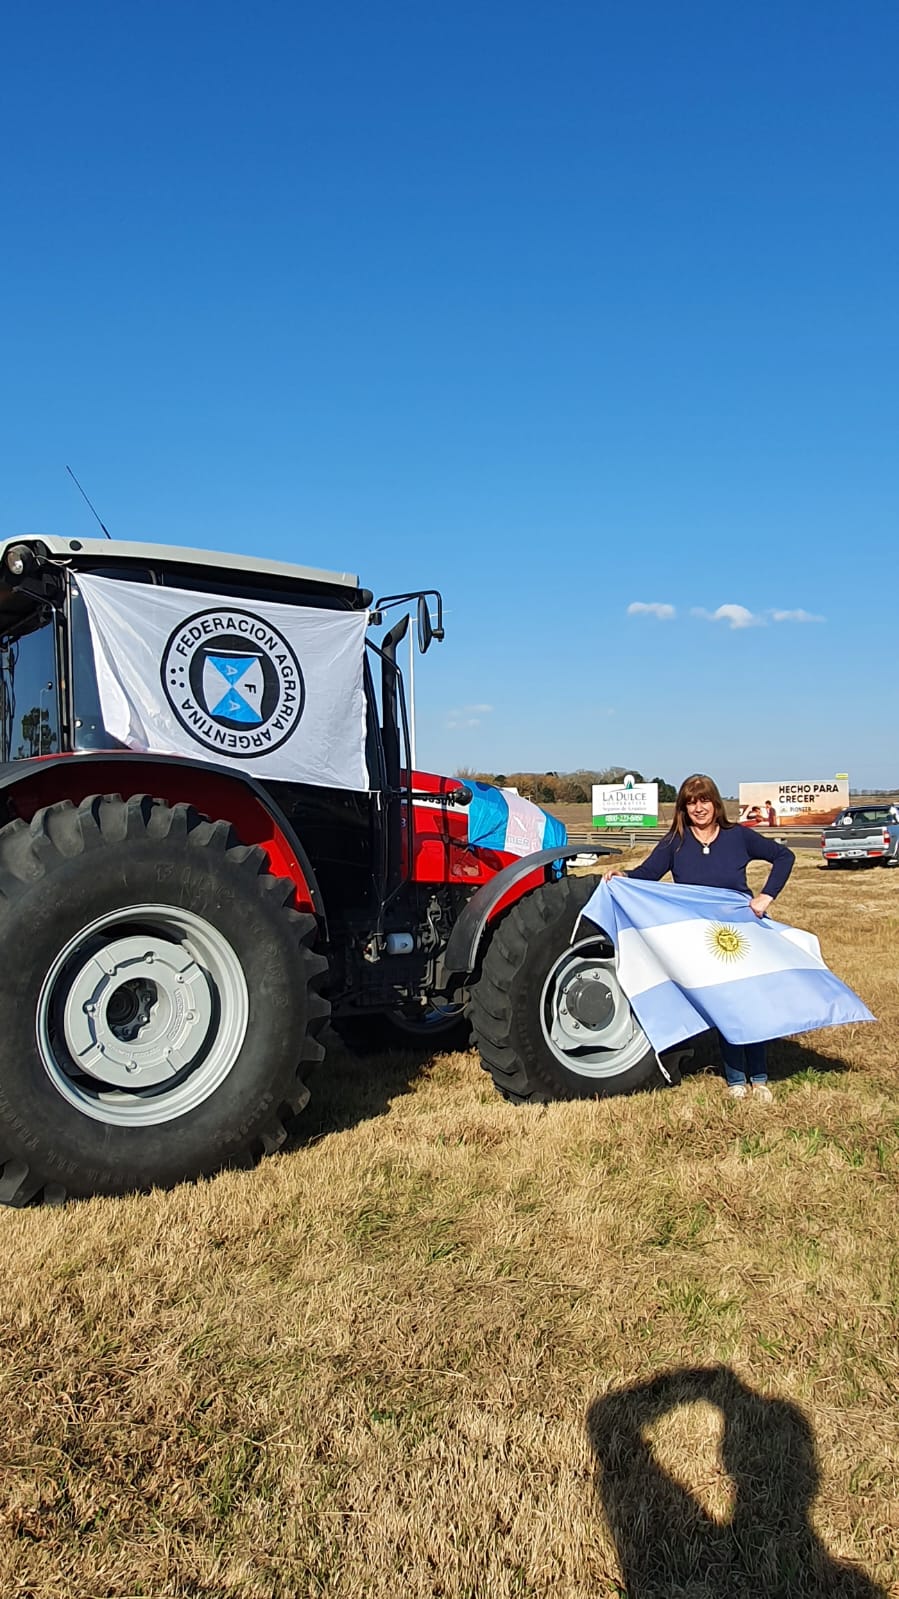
[727,1083,749,1100]
[753,1083,774,1103]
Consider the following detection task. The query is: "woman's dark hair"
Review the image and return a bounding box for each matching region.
[666,773,733,842]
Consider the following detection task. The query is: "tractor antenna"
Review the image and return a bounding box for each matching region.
[65,465,112,539]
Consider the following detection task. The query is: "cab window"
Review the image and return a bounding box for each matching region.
[0,612,59,761]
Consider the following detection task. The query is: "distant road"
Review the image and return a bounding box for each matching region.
[562,825,822,853]
[547,796,897,843]
[547,796,899,856]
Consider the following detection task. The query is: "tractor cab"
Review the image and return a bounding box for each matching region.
[0,532,373,756]
[0,533,445,919]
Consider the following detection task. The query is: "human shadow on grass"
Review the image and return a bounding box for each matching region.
[765,1035,853,1082]
[290,1025,851,1150]
[675,1029,852,1085]
[587,1367,884,1598]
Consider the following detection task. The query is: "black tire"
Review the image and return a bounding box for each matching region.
[334,1006,471,1057]
[0,795,329,1206]
[469,874,660,1103]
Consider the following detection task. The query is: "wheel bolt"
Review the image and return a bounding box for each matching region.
[126,1061,138,1074]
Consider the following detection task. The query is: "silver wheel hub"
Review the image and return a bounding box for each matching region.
[541,936,653,1079]
[62,934,214,1088]
[37,904,250,1126]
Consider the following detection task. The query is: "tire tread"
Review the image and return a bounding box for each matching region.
[0,793,330,1206]
[469,873,659,1105]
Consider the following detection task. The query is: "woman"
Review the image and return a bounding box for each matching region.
[604,773,794,1100]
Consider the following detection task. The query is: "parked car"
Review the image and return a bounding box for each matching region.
[821,805,899,868]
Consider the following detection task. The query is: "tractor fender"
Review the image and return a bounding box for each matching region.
[0,752,326,929]
[443,844,618,975]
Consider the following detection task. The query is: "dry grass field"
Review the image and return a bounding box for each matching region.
[2,851,898,1597]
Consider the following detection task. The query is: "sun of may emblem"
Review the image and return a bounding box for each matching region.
[705,922,750,963]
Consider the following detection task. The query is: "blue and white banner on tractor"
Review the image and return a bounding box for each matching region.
[581,877,874,1051]
[466,782,567,858]
[76,572,369,789]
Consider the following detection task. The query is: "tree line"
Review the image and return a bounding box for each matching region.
[454,767,678,805]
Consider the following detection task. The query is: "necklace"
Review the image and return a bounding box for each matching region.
[694,827,719,855]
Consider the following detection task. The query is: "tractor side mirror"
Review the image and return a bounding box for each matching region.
[417,593,445,653]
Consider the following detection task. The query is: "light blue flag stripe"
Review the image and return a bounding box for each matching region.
[624,976,711,1052]
[584,876,762,931]
[631,968,874,1051]
[466,783,510,852]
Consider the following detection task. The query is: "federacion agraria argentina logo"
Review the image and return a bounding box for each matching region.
[161,608,305,757]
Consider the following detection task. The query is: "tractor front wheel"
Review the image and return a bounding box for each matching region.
[469,874,660,1102]
[0,795,328,1205]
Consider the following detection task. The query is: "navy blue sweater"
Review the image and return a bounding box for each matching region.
[627,824,794,898]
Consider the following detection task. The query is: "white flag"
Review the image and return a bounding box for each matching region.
[76,572,370,790]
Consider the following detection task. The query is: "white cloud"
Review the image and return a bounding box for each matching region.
[770,608,826,624]
[446,703,493,729]
[692,603,763,630]
[627,601,675,620]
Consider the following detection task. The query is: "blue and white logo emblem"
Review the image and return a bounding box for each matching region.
[202,653,265,725]
[162,608,305,757]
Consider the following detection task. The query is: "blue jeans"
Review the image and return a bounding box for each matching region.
[720,1037,767,1087]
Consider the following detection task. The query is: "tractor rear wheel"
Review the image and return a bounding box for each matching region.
[0,795,329,1205]
[469,874,660,1103]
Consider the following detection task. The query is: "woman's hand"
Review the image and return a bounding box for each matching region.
[602,869,625,882]
[749,892,773,918]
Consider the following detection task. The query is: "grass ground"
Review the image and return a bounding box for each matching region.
[1,852,898,1597]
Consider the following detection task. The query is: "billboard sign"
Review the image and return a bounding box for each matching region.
[592,776,658,829]
[738,779,850,828]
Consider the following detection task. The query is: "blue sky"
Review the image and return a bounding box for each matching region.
[3,1,897,792]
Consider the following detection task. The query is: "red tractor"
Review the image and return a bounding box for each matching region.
[0,534,660,1205]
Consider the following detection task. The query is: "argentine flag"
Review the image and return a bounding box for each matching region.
[466,783,567,859]
[581,878,874,1051]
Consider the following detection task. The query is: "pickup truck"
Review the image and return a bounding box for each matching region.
[821,805,899,868]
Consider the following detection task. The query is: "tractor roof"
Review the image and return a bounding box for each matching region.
[0,534,369,643]
[0,534,361,594]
